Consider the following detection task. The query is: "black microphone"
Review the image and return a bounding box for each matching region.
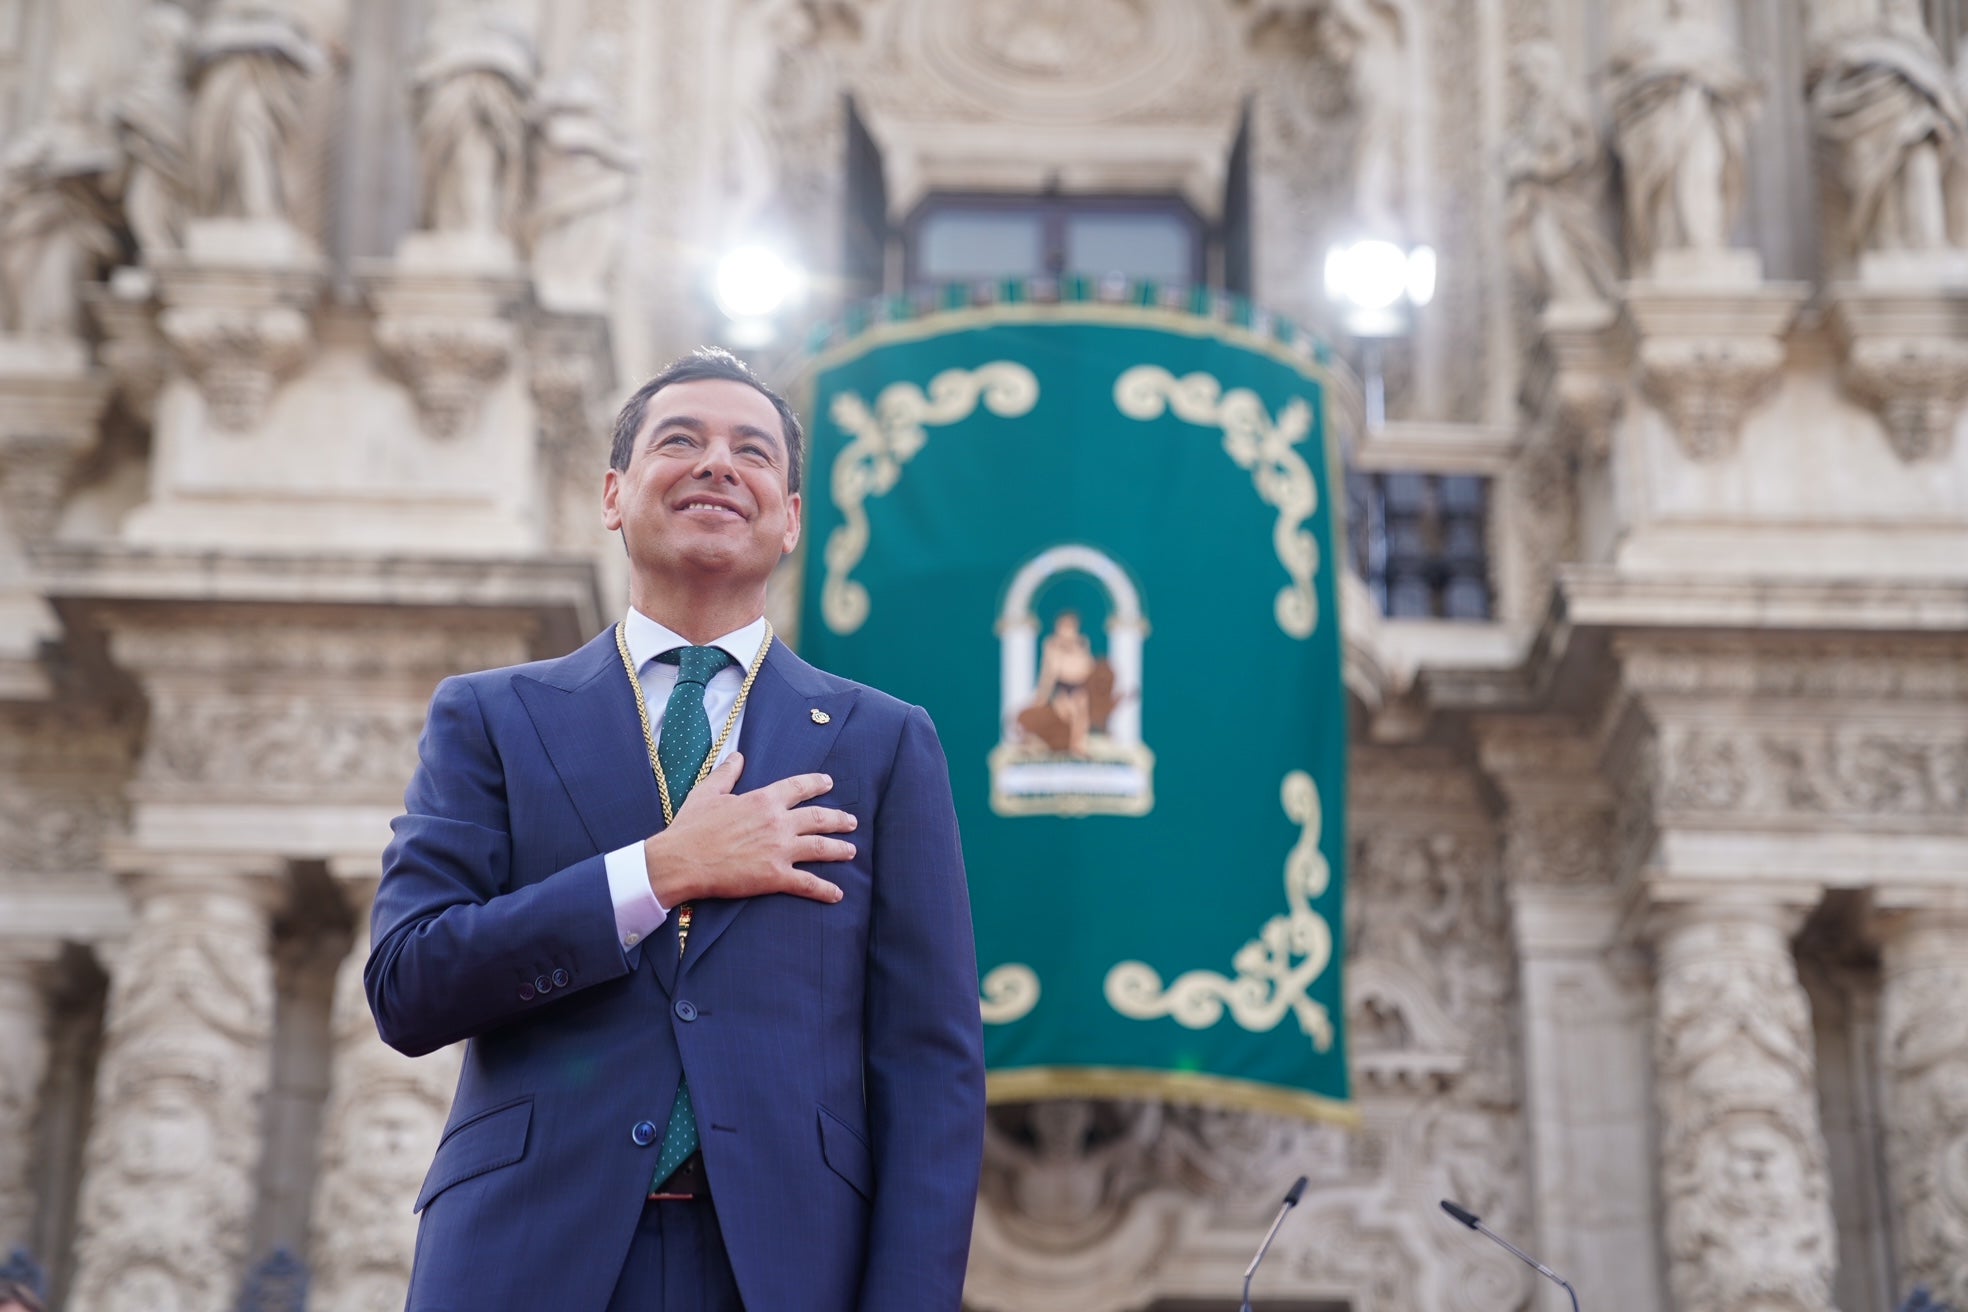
[1240,1176,1308,1312]
[1440,1200,1579,1312]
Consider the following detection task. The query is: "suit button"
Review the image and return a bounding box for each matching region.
[674,999,698,1022]
[534,974,552,995]
[518,982,536,1001]
[552,968,569,988]
[631,1120,657,1147]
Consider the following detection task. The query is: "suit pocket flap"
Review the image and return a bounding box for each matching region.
[414,1098,532,1213]
[817,1104,873,1200]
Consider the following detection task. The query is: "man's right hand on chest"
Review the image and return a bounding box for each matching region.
[643,752,855,907]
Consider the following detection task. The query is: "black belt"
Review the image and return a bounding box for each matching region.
[648,1151,710,1202]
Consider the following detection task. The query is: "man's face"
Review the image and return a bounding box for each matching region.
[602,378,801,590]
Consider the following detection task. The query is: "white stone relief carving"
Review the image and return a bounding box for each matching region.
[140,695,429,798]
[67,868,280,1312]
[372,315,516,439]
[1659,723,1968,819]
[1877,911,1968,1310]
[158,300,311,431]
[1651,905,1837,1312]
[1606,0,1759,269]
[1636,331,1786,461]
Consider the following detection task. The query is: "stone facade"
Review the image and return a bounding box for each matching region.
[1,1,1965,1309]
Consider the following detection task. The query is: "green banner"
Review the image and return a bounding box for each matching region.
[798,304,1350,1122]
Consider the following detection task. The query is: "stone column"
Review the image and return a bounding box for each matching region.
[66,859,282,1312]
[1650,900,1837,1312]
[307,872,460,1312]
[0,945,56,1257]
[1875,906,1968,1309]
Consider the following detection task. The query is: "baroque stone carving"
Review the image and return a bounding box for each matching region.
[188,1,325,224]
[1505,42,1618,317]
[1842,335,1968,461]
[412,1,536,245]
[1876,911,1968,1309]
[1605,0,1759,269]
[0,77,121,339]
[1659,724,1968,820]
[309,908,461,1312]
[159,300,311,431]
[1808,1,1964,259]
[1650,905,1836,1312]
[141,695,428,798]
[373,314,515,439]
[67,868,280,1312]
[527,43,638,315]
[1637,332,1785,461]
[110,4,196,261]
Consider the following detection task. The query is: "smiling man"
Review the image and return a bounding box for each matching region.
[366,348,986,1312]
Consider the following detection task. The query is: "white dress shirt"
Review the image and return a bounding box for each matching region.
[601,609,770,951]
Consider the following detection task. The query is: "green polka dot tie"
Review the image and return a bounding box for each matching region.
[651,644,733,1189]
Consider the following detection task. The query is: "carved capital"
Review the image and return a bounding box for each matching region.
[1637,334,1783,462]
[373,315,515,438]
[159,303,312,431]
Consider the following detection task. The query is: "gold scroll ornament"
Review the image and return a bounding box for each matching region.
[1104,770,1335,1052]
[1112,365,1320,639]
[822,362,1040,635]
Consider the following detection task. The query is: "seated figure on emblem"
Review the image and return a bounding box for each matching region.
[1017,611,1119,759]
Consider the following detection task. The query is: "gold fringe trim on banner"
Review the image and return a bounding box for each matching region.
[987,1065,1360,1128]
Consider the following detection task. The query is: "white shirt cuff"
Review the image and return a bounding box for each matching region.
[604,841,669,950]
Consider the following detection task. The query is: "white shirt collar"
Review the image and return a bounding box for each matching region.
[621,607,767,675]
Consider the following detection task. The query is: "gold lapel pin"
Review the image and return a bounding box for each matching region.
[810,708,831,724]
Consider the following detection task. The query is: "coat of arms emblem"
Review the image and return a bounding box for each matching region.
[988,544,1153,816]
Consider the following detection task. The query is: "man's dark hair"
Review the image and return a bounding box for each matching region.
[608,347,804,493]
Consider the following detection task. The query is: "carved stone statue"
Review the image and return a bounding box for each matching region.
[527,41,637,311]
[187,1,326,223]
[1505,42,1619,315]
[1319,0,1409,234]
[1605,0,1760,266]
[0,76,121,338]
[411,1,536,241]
[1808,0,1964,255]
[110,3,195,259]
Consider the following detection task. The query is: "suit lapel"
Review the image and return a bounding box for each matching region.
[513,626,670,989]
[683,642,857,966]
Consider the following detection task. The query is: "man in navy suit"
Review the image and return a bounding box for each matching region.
[366,349,987,1311]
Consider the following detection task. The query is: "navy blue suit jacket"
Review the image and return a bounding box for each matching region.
[366,628,986,1311]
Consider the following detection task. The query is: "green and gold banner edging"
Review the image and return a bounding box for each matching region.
[797,305,1353,1126]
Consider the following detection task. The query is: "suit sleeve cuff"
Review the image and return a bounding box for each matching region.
[604,841,669,950]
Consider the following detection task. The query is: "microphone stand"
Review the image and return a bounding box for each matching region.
[1240,1176,1307,1312]
[1439,1200,1580,1312]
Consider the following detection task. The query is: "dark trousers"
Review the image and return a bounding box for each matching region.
[605,1198,745,1312]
